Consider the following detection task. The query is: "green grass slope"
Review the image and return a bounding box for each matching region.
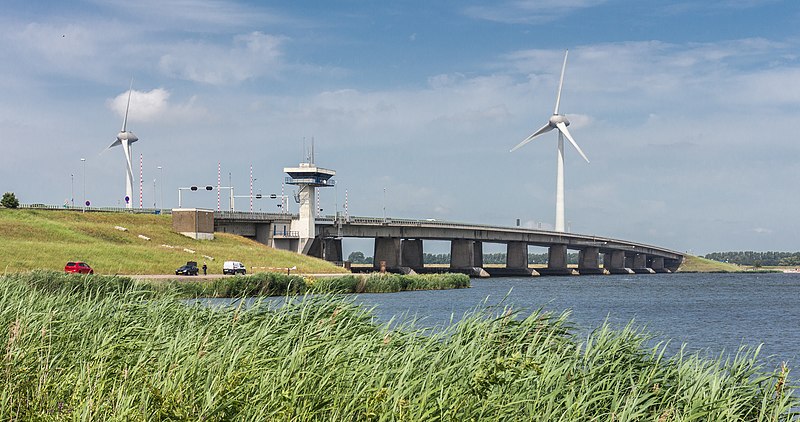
[0,209,347,275]
[677,255,744,272]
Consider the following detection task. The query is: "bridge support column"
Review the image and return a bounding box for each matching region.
[401,239,424,270]
[450,240,489,277]
[322,238,342,262]
[578,247,605,275]
[506,241,528,269]
[374,237,401,271]
[539,244,574,276]
[473,241,484,268]
[632,253,655,274]
[665,257,683,273]
[649,257,669,273]
[604,250,633,274]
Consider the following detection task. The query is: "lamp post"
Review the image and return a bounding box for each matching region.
[157,166,163,211]
[81,158,86,213]
[217,186,235,211]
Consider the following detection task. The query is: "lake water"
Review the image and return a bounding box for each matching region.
[345,272,800,370]
[222,272,799,371]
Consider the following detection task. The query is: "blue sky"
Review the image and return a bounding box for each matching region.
[2,0,799,255]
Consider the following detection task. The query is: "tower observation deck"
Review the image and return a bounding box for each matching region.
[283,162,336,254]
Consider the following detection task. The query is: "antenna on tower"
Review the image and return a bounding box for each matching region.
[311,137,315,165]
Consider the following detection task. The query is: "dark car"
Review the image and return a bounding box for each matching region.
[65,261,94,274]
[175,262,199,276]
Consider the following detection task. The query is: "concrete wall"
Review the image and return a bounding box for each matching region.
[172,208,214,240]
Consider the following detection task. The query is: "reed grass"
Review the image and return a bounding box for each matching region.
[1,272,796,420]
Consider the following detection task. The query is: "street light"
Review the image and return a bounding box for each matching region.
[157,166,163,211]
[81,158,86,213]
[178,185,213,208]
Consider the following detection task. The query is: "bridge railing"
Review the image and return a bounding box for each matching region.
[18,204,171,214]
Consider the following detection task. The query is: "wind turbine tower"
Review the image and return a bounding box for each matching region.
[108,81,139,208]
[510,50,589,232]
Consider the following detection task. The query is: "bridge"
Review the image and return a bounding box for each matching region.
[212,211,684,277]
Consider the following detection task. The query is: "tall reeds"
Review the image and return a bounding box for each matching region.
[1,272,796,420]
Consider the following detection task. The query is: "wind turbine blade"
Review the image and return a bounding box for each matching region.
[108,138,121,149]
[553,50,569,115]
[510,123,553,152]
[556,121,589,163]
[121,78,133,132]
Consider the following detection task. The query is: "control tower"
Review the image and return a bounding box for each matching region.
[284,160,335,254]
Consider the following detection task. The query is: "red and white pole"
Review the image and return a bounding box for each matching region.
[249,164,253,212]
[217,162,221,211]
[139,153,143,208]
[281,182,286,214]
[345,189,349,220]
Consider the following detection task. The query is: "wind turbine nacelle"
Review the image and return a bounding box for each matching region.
[549,115,570,127]
[116,131,139,144]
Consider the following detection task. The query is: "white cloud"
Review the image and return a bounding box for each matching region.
[108,88,170,123]
[158,32,286,85]
[464,0,608,24]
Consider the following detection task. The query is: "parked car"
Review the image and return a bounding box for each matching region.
[65,261,94,274]
[223,261,247,275]
[175,261,199,276]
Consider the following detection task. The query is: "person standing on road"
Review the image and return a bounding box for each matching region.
[202,262,207,275]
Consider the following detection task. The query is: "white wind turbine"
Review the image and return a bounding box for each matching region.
[107,81,139,209]
[510,50,589,232]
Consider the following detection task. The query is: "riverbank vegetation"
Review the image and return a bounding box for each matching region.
[704,250,800,267]
[147,271,471,298]
[0,209,346,274]
[1,271,796,420]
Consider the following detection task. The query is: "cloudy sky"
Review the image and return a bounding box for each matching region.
[2,0,799,255]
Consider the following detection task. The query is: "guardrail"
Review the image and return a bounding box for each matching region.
[17,204,171,214]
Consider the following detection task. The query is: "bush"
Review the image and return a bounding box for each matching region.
[1,192,19,208]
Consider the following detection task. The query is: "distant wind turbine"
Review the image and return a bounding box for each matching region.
[107,80,139,209]
[510,50,589,233]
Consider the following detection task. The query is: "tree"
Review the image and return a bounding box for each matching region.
[1,192,19,209]
[348,251,366,264]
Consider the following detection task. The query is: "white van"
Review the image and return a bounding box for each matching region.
[223,261,247,275]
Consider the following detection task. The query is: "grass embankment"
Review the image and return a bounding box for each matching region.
[1,272,796,420]
[0,209,346,275]
[677,255,781,273]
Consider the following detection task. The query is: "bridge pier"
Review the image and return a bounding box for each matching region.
[486,241,537,277]
[373,237,401,270]
[648,256,670,273]
[401,239,424,269]
[578,247,606,275]
[539,244,575,276]
[632,253,655,274]
[665,257,683,273]
[322,238,342,262]
[604,250,634,274]
[450,240,489,277]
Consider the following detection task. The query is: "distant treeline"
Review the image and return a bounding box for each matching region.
[348,251,580,265]
[703,251,800,266]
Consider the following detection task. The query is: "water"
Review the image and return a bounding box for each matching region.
[348,272,800,369]
[214,272,799,370]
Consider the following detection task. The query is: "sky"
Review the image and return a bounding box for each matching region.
[2,0,799,256]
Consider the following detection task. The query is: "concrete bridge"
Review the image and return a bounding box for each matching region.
[213,211,684,277]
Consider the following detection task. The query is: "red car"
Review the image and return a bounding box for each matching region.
[65,261,94,274]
